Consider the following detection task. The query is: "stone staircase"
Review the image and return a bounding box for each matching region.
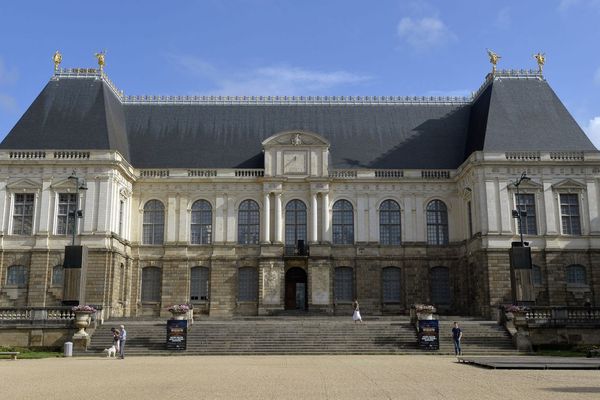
[86,316,520,356]
[435,319,520,355]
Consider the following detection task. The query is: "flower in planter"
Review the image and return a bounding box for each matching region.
[505,305,529,313]
[413,304,436,313]
[71,305,97,313]
[167,304,191,314]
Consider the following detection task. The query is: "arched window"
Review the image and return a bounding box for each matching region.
[382,267,402,303]
[238,267,258,301]
[332,200,354,244]
[143,200,164,245]
[427,200,449,245]
[430,266,451,305]
[532,265,542,286]
[52,265,64,287]
[566,264,587,286]
[6,265,27,287]
[141,267,162,303]
[191,200,212,244]
[285,200,307,251]
[380,200,401,245]
[334,267,353,302]
[119,264,125,301]
[190,266,209,301]
[238,200,260,245]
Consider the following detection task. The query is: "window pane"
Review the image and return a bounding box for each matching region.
[560,194,581,235]
[143,200,164,244]
[382,267,401,303]
[190,267,209,301]
[427,201,448,245]
[7,265,27,287]
[191,200,212,244]
[238,200,260,244]
[333,201,353,244]
[566,264,586,285]
[380,200,401,245]
[141,267,161,302]
[430,267,451,305]
[52,265,64,286]
[238,267,257,301]
[334,267,353,302]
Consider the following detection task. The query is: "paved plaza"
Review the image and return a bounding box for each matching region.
[1,355,599,399]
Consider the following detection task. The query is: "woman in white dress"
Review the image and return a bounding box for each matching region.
[352,299,362,323]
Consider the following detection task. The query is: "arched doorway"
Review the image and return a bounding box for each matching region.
[285,267,307,310]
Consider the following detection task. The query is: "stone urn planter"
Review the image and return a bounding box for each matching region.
[167,304,191,320]
[71,305,97,338]
[413,304,436,321]
[170,312,187,320]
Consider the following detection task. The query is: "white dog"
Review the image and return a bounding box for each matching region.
[103,345,117,358]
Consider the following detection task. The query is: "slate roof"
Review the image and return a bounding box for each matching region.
[1,71,596,169]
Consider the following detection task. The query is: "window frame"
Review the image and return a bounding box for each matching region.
[382,266,402,304]
[514,193,538,236]
[237,200,260,245]
[379,200,401,246]
[334,266,354,303]
[190,200,213,245]
[332,200,354,245]
[190,266,210,302]
[285,199,307,246]
[56,192,78,236]
[141,266,162,303]
[12,193,35,236]
[426,200,449,245]
[430,266,451,306]
[51,265,64,287]
[566,264,587,287]
[559,193,582,236]
[142,200,165,245]
[6,265,28,288]
[238,267,258,302]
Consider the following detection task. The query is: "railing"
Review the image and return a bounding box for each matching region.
[9,151,47,159]
[53,151,91,159]
[549,151,585,161]
[525,306,600,325]
[421,170,450,179]
[329,170,357,179]
[234,169,264,177]
[505,151,540,161]
[374,169,404,178]
[139,169,170,178]
[188,169,218,177]
[0,306,75,323]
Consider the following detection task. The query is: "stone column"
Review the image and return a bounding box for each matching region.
[310,193,318,243]
[262,192,271,243]
[274,193,283,243]
[322,192,331,243]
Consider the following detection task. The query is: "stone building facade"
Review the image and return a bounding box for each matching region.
[0,67,598,319]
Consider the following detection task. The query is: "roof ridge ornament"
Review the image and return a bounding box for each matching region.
[52,51,62,72]
[533,52,545,74]
[486,49,501,74]
[95,50,106,71]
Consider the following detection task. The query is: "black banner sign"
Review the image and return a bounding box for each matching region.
[166,319,187,350]
[418,319,439,350]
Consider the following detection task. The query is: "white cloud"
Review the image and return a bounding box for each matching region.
[397,16,456,50]
[584,116,600,148]
[168,55,372,95]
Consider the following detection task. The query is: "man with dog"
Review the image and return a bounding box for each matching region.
[119,325,127,359]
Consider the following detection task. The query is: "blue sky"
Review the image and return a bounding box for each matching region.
[1,0,599,146]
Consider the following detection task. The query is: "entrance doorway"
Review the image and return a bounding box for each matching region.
[285,267,307,310]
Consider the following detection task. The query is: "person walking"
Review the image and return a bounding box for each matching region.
[352,299,363,324]
[452,321,463,356]
[118,324,127,359]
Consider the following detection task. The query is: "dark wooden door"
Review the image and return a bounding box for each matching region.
[285,267,307,310]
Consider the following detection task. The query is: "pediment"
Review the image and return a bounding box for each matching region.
[50,178,77,191]
[552,178,586,190]
[262,130,330,148]
[508,180,543,190]
[6,178,42,191]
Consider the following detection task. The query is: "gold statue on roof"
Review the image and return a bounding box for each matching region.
[95,51,106,71]
[52,50,62,72]
[486,49,501,73]
[533,52,545,73]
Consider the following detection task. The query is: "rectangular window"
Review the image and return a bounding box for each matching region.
[334,267,353,302]
[515,194,537,235]
[57,193,77,235]
[238,268,258,301]
[12,193,34,235]
[467,201,473,238]
[118,200,124,237]
[560,194,581,235]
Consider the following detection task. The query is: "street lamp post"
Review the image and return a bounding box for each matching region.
[512,171,531,245]
[67,171,88,245]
